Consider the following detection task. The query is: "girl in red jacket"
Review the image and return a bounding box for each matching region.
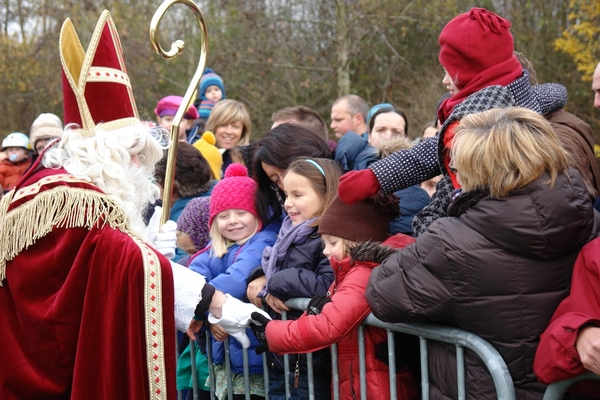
[250,194,418,400]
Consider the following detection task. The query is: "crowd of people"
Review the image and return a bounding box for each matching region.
[2,5,600,400]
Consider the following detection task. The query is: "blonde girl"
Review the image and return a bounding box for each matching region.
[246,157,342,400]
[180,163,277,400]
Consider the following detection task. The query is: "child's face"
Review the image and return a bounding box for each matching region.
[216,209,258,242]
[176,231,197,255]
[157,116,193,142]
[5,147,27,163]
[322,234,350,262]
[442,68,459,97]
[283,171,323,226]
[420,175,442,197]
[205,85,223,102]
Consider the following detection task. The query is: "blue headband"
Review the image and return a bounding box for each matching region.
[305,159,325,177]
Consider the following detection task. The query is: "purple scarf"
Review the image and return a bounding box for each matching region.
[260,216,318,295]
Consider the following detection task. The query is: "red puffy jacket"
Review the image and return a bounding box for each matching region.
[0,157,32,191]
[265,234,418,400]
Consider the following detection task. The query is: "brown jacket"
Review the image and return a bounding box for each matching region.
[366,169,596,400]
[548,109,600,199]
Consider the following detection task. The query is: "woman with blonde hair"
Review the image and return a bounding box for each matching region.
[365,107,597,400]
[204,99,252,175]
[337,8,573,238]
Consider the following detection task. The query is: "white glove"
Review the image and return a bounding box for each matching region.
[170,260,207,332]
[146,206,178,259]
[208,294,271,348]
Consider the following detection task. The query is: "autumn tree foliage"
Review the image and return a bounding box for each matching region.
[0,0,598,143]
[554,0,600,82]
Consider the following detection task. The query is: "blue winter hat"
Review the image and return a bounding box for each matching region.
[366,103,393,128]
[199,68,226,101]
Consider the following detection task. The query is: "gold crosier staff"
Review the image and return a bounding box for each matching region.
[149,0,208,227]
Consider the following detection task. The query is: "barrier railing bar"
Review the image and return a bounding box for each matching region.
[206,330,216,399]
[456,344,465,400]
[184,298,518,400]
[358,325,367,400]
[363,316,516,400]
[420,336,429,399]
[224,337,233,400]
[331,343,340,400]
[242,348,250,400]
[307,351,315,400]
[387,329,398,400]
[190,338,199,400]
[543,372,600,400]
[281,309,291,400]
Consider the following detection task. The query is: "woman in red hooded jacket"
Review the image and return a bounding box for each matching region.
[250,194,418,400]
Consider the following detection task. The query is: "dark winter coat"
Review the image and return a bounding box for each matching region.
[266,235,419,400]
[248,229,334,375]
[412,85,519,236]
[390,185,430,236]
[369,72,567,196]
[366,169,596,400]
[548,108,600,199]
[334,131,378,173]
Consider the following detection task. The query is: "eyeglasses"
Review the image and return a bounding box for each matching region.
[269,172,286,191]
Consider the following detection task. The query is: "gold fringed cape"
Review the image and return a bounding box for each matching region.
[0,165,176,400]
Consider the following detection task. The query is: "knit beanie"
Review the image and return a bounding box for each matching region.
[177,196,211,251]
[200,68,226,101]
[318,195,389,243]
[155,95,199,120]
[29,113,63,150]
[367,103,393,128]
[193,131,223,180]
[209,163,261,229]
[438,7,514,89]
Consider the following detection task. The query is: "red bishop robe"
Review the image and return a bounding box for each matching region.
[0,164,176,399]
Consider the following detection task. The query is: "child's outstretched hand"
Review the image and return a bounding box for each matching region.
[250,311,271,354]
[247,276,267,308]
[265,293,289,314]
[186,319,204,341]
[209,323,229,342]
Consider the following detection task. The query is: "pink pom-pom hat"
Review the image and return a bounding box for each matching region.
[208,163,262,230]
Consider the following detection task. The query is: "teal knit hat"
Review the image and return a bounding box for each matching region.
[199,68,226,101]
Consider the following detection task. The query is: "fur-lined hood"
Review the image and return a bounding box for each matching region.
[377,135,413,158]
[349,234,416,265]
[349,241,397,265]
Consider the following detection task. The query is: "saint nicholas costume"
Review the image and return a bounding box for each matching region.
[0,11,177,399]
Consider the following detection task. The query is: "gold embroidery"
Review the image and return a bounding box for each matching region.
[134,238,168,399]
[0,179,127,284]
[87,67,131,86]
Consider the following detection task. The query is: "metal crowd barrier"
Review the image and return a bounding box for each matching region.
[180,297,540,400]
[542,372,600,400]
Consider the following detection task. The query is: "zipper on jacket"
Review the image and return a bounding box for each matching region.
[349,360,357,400]
[294,357,300,389]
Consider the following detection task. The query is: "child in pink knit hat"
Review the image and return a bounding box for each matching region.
[155,95,199,142]
[178,163,278,399]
